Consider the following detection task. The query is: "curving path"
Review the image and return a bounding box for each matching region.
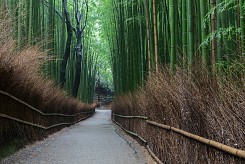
[1,110,148,164]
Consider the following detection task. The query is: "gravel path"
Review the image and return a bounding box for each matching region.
[1,110,148,164]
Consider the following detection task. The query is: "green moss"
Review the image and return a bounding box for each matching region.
[0,138,26,159]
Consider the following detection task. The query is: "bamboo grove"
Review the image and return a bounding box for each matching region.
[1,0,244,99]
[100,0,245,95]
[1,0,103,103]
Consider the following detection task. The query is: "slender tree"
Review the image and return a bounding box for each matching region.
[72,0,89,97]
[60,0,73,88]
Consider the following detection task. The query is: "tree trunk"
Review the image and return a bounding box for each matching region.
[72,29,83,97]
[60,0,73,88]
[72,0,88,97]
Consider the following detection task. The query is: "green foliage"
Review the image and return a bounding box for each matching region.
[201,27,240,45]
[1,0,114,102]
[0,138,25,159]
[3,0,244,98]
[103,0,244,95]
[86,0,113,89]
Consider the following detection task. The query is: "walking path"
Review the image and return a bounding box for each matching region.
[1,110,149,164]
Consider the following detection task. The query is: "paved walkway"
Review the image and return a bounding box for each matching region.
[1,110,146,164]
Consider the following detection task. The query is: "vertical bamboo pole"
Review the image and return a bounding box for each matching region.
[169,0,177,71]
[144,0,152,75]
[28,0,32,46]
[153,0,158,71]
[216,0,222,63]
[210,0,217,77]
[17,0,22,49]
[220,0,228,56]
[187,0,194,68]
[200,0,208,66]
[182,0,187,67]
[240,0,245,56]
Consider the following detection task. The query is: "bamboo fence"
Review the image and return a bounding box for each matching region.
[112,113,245,163]
[0,90,95,134]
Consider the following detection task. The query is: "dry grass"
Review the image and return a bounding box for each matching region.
[0,12,96,147]
[112,66,245,163]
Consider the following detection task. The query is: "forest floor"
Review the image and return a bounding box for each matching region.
[1,109,155,164]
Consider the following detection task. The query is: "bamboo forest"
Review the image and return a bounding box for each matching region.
[0,0,244,163]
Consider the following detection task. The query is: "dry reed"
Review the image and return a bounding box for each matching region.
[112,66,245,163]
[0,12,96,148]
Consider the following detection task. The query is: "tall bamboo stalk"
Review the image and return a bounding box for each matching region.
[200,0,208,66]
[182,0,187,67]
[144,0,152,74]
[187,0,194,67]
[153,0,158,71]
[220,0,228,56]
[240,0,245,56]
[216,0,222,63]
[17,0,22,49]
[169,0,177,71]
[27,0,32,46]
[210,0,217,77]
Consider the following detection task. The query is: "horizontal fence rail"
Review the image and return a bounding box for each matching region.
[146,145,164,164]
[0,90,94,116]
[147,120,245,159]
[113,113,148,120]
[112,114,162,164]
[0,90,95,132]
[0,113,93,130]
[113,118,147,144]
[113,113,245,163]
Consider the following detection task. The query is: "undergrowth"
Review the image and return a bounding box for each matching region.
[112,66,245,163]
[0,12,96,151]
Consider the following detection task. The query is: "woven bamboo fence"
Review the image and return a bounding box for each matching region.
[112,113,245,163]
[0,90,95,144]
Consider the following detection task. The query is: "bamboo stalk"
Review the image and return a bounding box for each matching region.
[113,113,148,119]
[153,0,158,71]
[144,0,152,74]
[182,0,188,67]
[169,0,177,72]
[146,120,171,130]
[240,0,245,56]
[187,0,194,67]
[200,0,208,65]
[146,145,164,164]
[210,0,217,77]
